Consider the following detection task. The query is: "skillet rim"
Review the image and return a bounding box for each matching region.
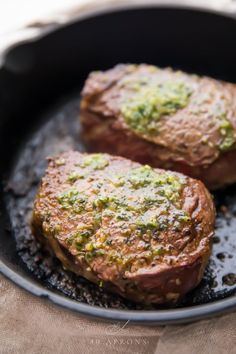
[1,261,236,324]
[0,0,236,64]
[1,1,236,324]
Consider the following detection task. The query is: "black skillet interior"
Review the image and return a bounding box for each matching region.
[0,5,236,324]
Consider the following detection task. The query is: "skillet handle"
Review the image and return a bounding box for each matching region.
[1,0,236,58]
[213,0,236,14]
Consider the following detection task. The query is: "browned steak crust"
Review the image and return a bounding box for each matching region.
[80,64,236,189]
[32,151,215,305]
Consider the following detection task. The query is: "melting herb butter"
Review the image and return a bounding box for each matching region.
[55,159,190,268]
[121,81,192,135]
[79,154,109,170]
[57,189,87,213]
[217,114,235,152]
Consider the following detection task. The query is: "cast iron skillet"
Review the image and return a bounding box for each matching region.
[1,2,236,324]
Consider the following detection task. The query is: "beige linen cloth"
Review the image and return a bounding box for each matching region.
[1,274,236,354]
[1,1,236,353]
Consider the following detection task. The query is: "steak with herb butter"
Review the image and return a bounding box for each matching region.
[32,151,215,305]
[80,64,236,189]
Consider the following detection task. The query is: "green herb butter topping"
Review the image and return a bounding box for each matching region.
[118,65,236,154]
[121,81,192,135]
[217,113,235,152]
[51,154,190,270]
[78,153,109,170]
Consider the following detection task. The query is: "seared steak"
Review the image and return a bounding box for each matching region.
[32,151,215,305]
[80,64,236,189]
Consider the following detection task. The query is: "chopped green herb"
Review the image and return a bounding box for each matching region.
[175,211,191,223]
[216,113,235,152]
[80,154,109,170]
[93,196,111,209]
[136,215,159,231]
[153,247,165,256]
[85,243,94,252]
[116,211,130,221]
[67,171,84,183]
[121,81,192,136]
[57,189,87,213]
[128,165,154,188]
[218,117,235,151]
